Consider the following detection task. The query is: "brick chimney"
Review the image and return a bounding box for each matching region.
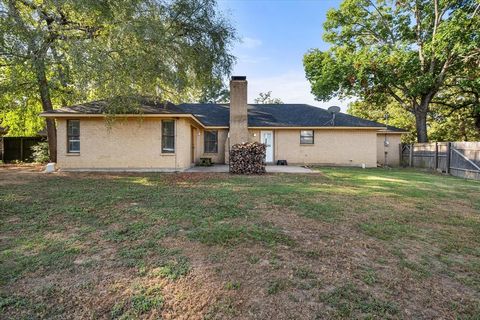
[225,76,249,164]
[229,76,249,145]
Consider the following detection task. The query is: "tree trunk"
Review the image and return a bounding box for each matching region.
[414,95,433,143]
[414,109,428,142]
[34,57,57,162]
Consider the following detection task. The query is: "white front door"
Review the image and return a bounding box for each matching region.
[261,131,274,163]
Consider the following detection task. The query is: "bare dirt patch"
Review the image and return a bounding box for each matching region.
[0,164,44,185]
[1,168,479,319]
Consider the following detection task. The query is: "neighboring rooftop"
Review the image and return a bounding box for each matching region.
[41,99,407,131]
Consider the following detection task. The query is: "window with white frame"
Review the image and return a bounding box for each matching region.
[300,130,314,144]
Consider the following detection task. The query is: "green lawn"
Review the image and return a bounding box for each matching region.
[1,167,480,319]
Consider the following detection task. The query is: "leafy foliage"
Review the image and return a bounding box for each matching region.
[31,141,50,163]
[254,91,283,104]
[198,78,230,103]
[0,101,44,136]
[348,99,417,142]
[304,0,480,142]
[348,98,480,142]
[0,0,237,157]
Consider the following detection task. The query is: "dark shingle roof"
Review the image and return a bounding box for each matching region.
[45,98,183,115]
[178,103,229,126]
[179,103,404,129]
[42,100,406,131]
[248,104,384,127]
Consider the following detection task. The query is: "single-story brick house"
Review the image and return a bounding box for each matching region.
[41,76,405,171]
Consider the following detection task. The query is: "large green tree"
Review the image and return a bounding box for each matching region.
[432,58,480,132]
[348,98,480,142]
[0,0,236,161]
[304,0,480,142]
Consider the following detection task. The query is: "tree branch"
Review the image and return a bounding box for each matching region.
[365,1,396,44]
[413,1,425,72]
[386,87,411,111]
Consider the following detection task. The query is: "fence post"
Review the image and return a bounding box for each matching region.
[434,142,438,170]
[409,143,414,167]
[446,142,451,174]
[399,144,403,166]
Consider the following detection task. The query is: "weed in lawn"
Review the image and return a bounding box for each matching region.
[358,267,377,285]
[225,281,241,290]
[117,240,180,269]
[295,278,321,291]
[110,301,125,319]
[359,220,416,241]
[188,222,293,247]
[267,278,289,295]
[293,267,315,279]
[297,201,343,222]
[247,254,260,264]
[0,295,28,311]
[207,251,227,263]
[130,293,163,314]
[392,248,432,279]
[299,250,321,260]
[320,283,398,318]
[152,256,190,280]
[0,237,82,285]
[268,254,282,270]
[448,300,480,318]
[105,221,150,242]
[204,296,238,319]
[111,285,163,318]
[119,246,149,267]
[156,224,181,238]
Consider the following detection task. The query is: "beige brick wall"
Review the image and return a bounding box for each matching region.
[56,118,383,169]
[377,133,402,166]
[273,129,378,167]
[249,130,261,143]
[57,117,194,170]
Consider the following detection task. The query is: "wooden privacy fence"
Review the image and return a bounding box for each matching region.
[1,137,45,163]
[401,142,480,180]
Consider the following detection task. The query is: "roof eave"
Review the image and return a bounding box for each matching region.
[247,126,386,130]
[40,112,208,128]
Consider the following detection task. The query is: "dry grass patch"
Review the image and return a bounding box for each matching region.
[1,166,480,318]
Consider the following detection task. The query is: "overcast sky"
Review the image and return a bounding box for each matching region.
[219,0,351,111]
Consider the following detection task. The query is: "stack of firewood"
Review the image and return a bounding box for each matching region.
[229,142,266,174]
